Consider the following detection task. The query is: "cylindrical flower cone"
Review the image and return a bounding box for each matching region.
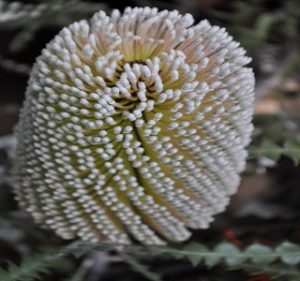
[12,7,255,245]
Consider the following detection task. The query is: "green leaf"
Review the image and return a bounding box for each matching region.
[245,244,276,264]
[119,252,162,281]
[0,249,68,281]
[203,254,221,268]
[255,13,275,40]
[9,26,38,53]
[68,244,93,259]
[276,242,300,265]
[183,242,209,266]
[150,246,185,260]
[283,141,300,165]
[148,246,167,257]
[3,240,300,281]
[249,140,282,161]
[249,140,300,165]
[214,243,246,267]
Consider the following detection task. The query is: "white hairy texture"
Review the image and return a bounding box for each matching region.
[12,7,255,245]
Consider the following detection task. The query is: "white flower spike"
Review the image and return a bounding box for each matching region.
[12,7,255,245]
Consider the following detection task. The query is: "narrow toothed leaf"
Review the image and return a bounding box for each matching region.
[245,244,276,264]
[276,242,300,265]
[183,242,209,266]
[214,242,245,267]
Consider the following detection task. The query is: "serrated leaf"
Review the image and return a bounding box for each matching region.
[148,246,166,256]
[167,249,185,260]
[214,243,245,266]
[149,246,185,260]
[283,141,300,165]
[183,242,209,266]
[120,252,162,281]
[245,244,276,264]
[204,255,221,268]
[249,140,300,165]
[8,26,38,53]
[68,245,91,259]
[203,245,222,268]
[250,140,282,161]
[276,242,300,265]
[255,13,275,40]
[0,249,67,281]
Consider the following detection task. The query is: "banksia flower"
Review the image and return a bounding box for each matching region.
[12,7,255,245]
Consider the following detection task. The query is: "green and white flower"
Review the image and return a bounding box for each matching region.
[12,7,255,245]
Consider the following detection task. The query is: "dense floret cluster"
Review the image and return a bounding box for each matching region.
[12,7,255,245]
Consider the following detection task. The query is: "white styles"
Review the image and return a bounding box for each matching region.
[12,7,255,245]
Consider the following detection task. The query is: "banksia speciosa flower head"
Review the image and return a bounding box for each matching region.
[12,7,255,245]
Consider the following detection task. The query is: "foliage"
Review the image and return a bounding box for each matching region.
[1,241,300,281]
[118,252,163,281]
[226,0,300,51]
[0,0,107,74]
[0,249,67,281]
[0,0,107,26]
[149,241,300,268]
[249,140,300,165]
